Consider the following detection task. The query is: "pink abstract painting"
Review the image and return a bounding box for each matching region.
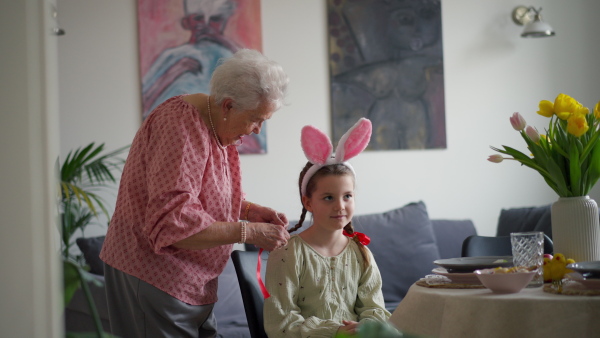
[138,0,266,154]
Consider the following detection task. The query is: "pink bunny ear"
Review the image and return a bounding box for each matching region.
[335,118,372,162]
[301,125,333,165]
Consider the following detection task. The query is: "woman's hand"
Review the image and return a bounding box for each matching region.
[247,203,288,226]
[337,320,359,336]
[246,222,290,251]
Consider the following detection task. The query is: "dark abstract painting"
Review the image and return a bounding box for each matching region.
[328,0,446,150]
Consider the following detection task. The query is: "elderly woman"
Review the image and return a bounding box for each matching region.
[100,49,290,337]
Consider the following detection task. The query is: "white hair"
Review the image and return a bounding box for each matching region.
[210,49,289,111]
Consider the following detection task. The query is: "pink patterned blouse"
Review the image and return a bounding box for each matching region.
[100,95,243,305]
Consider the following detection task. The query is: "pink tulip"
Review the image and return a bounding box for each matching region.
[525,126,541,143]
[510,112,527,131]
[487,154,504,163]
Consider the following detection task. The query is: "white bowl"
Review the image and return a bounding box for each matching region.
[474,269,536,294]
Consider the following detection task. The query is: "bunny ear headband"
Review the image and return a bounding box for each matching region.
[300,118,372,196]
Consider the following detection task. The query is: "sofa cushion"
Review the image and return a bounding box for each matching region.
[352,201,441,310]
[496,205,552,239]
[431,219,477,259]
[76,236,106,275]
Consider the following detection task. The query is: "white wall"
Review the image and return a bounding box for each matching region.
[57,0,141,239]
[1,1,62,336]
[57,0,600,238]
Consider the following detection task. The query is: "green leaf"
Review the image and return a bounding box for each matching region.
[569,142,581,196]
[581,129,600,162]
[63,261,81,307]
[64,261,117,338]
[588,142,600,192]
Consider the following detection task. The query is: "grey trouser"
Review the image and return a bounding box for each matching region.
[104,263,217,338]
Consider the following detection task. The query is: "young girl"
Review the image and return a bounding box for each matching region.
[264,118,391,337]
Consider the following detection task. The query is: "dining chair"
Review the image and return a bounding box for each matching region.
[230,250,269,338]
[461,234,554,257]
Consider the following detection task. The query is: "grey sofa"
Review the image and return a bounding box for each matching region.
[496,204,552,239]
[65,201,477,336]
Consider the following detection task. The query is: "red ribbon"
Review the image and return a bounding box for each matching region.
[343,230,371,245]
[257,248,270,299]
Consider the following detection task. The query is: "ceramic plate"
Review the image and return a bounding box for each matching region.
[566,272,600,289]
[432,267,482,284]
[433,256,513,273]
[567,261,600,279]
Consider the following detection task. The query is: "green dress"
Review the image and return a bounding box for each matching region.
[264,235,391,337]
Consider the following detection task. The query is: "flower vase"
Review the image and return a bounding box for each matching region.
[551,196,600,262]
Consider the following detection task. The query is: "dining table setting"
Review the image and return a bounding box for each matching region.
[386,93,600,337]
[389,254,600,338]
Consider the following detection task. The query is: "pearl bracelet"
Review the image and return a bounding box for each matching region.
[238,221,247,244]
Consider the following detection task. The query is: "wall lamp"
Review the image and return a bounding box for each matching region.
[511,6,555,38]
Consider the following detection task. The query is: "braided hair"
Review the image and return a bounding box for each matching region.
[289,161,371,267]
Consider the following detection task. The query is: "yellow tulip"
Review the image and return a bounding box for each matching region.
[567,112,589,137]
[576,105,590,115]
[537,100,554,117]
[554,93,581,120]
[594,101,600,119]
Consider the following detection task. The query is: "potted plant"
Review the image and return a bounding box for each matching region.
[60,142,128,338]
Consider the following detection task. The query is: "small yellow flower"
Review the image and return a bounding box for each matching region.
[576,105,590,115]
[537,100,554,117]
[567,112,589,137]
[539,134,551,148]
[594,101,600,119]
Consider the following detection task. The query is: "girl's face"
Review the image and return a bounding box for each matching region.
[302,174,355,231]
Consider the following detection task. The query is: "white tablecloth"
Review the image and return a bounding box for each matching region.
[389,283,600,338]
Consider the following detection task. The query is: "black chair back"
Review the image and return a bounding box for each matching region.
[231,250,268,338]
[461,234,553,257]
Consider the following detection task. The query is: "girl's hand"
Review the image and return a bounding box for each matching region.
[247,204,288,226]
[337,320,359,336]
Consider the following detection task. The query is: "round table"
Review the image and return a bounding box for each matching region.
[389,283,600,338]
